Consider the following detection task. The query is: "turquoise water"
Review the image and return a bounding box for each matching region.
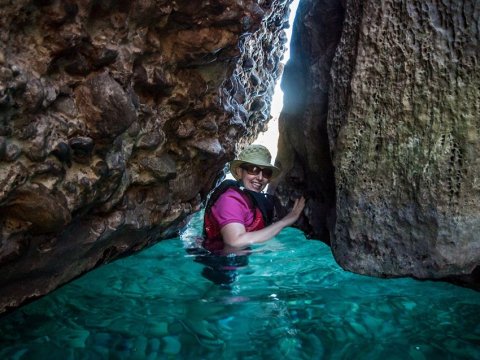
[1,213,479,359]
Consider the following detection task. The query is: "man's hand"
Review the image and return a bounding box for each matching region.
[281,196,306,227]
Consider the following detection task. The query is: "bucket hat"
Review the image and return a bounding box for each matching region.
[230,144,280,181]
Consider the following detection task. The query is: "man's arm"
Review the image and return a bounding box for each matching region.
[220,197,305,248]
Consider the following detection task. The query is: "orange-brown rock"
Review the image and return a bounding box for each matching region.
[0,0,292,313]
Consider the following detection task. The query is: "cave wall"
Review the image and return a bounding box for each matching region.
[272,0,345,243]
[277,0,480,284]
[329,0,480,282]
[0,0,293,313]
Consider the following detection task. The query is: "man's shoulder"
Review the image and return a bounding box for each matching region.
[218,187,249,203]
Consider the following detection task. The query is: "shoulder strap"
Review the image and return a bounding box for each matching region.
[242,189,275,225]
[204,179,241,215]
[204,179,276,226]
[203,179,241,238]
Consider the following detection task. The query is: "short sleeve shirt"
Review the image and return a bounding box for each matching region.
[210,188,255,228]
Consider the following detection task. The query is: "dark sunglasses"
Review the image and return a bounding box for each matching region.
[240,164,273,179]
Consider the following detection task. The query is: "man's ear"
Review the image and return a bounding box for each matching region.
[235,167,243,179]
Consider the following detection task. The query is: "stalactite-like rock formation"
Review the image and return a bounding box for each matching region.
[277,0,479,286]
[0,0,292,313]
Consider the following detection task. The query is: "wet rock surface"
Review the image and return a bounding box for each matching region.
[0,0,292,313]
[276,0,479,286]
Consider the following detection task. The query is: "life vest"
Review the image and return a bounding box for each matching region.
[203,180,275,251]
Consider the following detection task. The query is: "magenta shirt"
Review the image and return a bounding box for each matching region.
[210,188,255,228]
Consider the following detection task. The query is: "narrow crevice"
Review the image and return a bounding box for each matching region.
[272,0,346,244]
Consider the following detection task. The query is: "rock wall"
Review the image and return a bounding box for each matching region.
[277,0,479,285]
[0,0,292,313]
[329,0,480,283]
[271,0,345,243]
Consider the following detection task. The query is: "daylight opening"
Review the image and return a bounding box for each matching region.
[254,0,300,160]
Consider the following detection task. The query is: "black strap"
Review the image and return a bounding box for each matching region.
[204,180,240,215]
[204,180,276,225]
[243,189,275,225]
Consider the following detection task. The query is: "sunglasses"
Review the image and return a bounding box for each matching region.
[240,164,273,179]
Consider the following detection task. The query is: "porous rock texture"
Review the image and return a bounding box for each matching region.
[276,0,480,286]
[0,0,292,313]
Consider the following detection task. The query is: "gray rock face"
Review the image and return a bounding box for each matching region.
[276,0,479,285]
[329,0,480,282]
[0,0,292,313]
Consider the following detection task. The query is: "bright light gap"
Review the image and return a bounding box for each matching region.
[254,0,300,160]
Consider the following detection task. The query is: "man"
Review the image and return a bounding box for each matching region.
[203,144,305,253]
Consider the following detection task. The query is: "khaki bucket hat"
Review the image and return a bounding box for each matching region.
[230,144,280,181]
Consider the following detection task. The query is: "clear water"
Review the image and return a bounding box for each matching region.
[1,213,479,360]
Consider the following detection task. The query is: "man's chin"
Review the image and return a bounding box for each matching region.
[251,185,264,192]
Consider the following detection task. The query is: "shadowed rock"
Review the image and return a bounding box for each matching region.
[275,0,480,288]
[75,72,137,142]
[0,0,292,313]
[1,183,71,234]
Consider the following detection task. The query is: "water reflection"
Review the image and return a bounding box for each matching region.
[0,212,479,359]
[182,214,252,288]
[190,248,250,287]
